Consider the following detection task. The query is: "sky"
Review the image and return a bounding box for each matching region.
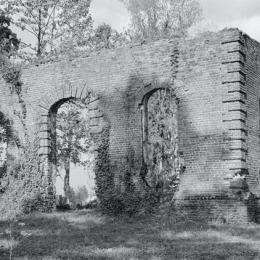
[90,0,260,42]
[12,0,260,49]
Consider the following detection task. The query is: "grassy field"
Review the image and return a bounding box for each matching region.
[0,209,260,260]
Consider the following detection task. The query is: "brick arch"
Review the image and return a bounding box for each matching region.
[37,80,92,111]
[36,82,108,200]
[135,79,186,110]
[136,81,172,108]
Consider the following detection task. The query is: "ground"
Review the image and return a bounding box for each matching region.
[0,209,260,260]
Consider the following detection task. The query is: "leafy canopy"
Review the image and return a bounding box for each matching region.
[0,0,93,60]
[56,100,92,170]
[0,12,19,56]
[120,0,202,41]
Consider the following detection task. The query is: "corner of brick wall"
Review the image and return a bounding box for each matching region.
[221,29,247,179]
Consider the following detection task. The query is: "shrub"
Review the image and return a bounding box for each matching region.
[94,128,115,213]
[0,136,44,221]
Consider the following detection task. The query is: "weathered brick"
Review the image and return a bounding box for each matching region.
[1,28,260,223]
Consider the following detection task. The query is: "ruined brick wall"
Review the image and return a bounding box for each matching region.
[0,28,260,221]
[173,29,250,200]
[243,35,260,196]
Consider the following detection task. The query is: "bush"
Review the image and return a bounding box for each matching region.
[84,199,98,209]
[94,127,163,216]
[0,178,43,220]
[99,188,159,217]
[0,136,45,221]
[21,192,44,214]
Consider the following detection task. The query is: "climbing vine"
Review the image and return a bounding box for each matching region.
[0,53,45,218]
[142,88,181,202]
[94,127,115,213]
[1,64,29,143]
[0,64,46,217]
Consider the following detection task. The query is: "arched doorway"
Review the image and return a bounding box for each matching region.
[46,92,107,208]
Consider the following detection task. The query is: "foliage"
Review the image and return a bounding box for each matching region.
[0,12,22,182]
[120,0,202,41]
[54,0,93,58]
[0,113,11,181]
[56,100,92,200]
[0,0,93,60]
[94,90,181,215]
[0,65,44,219]
[97,182,159,216]
[92,23,129,51]
[0,12,20,86]
[56,100,92,169]
[0,12,27,145]
[0,112,12,145]
[0,12,19,57]
[0,134,44,221]
[95,139,158,216]
[1,62,29,148]
[143,89,181,202]
[0,21,45,221]
[94,127,114,213]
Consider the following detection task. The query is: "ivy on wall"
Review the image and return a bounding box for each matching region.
[94,127,115,213]
[0,56,48,216]
[141,88,181,204]
[2,64,29,143]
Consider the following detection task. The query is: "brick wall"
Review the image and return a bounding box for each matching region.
[244,34,260,196]
[1,28,260,222]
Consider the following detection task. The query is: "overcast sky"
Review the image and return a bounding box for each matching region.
[90,0,260,42]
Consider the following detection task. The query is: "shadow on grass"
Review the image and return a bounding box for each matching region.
[0,209,260,259]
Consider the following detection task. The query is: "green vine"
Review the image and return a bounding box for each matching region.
[2,66,22,95]
[0,62,47,214]
[94,127,115,213]
[1,64,29,143]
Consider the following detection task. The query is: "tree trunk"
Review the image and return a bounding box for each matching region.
[64,128,72,204]
[64,157,70,198]
[37,9,42,57]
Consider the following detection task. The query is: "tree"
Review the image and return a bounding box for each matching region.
[55,0,93,57]
[91,23,128,51]
[120,0,202,41]
[0,12,19,57]
[0,0,93,60]
[0,12,20,79]
[0,19,44,258]
[56,100,92,201]
[0,12,20,181]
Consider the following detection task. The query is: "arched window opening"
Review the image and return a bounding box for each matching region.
[141,88,181,202]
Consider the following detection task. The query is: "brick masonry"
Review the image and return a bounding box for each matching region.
[1,28,260,222]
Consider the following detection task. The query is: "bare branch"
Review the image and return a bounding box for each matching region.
[19,41,36,51]
[41,0,60,42]
[10,21,38,37]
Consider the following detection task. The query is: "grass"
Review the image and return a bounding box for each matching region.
[0,209,260,259]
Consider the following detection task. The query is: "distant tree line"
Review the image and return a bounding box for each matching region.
[0,0,202,62]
